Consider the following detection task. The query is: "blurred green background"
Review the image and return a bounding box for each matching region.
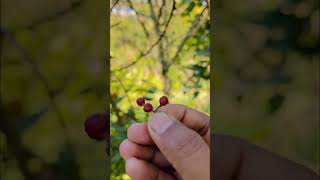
[1,0,108,179]
[1,0,318,180]
[110,0,210,179]
[213,0,319,173]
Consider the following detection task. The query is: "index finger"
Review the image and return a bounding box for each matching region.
[156,104,210,144]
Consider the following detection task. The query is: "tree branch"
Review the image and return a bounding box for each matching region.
[1,102,81,179]
[1,27,82,178]
[127,0,150,38]
[170,6,208,66]
[111,21,121,28]
[110,95,138,125]
[148,0,175,94]
[20,0,84,30]
[148,0,160,33]
[157,0,167,23]
[111,71,133,109]
[110,0,120,13]
[114,0,175,72]
[110,97,124,124]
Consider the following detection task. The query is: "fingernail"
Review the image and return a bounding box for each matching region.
[150,112,174,134]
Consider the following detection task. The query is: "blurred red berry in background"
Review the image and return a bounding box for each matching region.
[84,113,109,141]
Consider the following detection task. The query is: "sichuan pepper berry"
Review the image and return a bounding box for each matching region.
[136,97,145,106]
[159,96,169,106]
[137,96,169,113]
[143,103,153,112]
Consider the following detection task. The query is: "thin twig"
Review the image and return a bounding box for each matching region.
[148,0,169,93]
[110,98,124,124]
[20,0,84,30]
[110,0,120,13]
[127,0,150,38]
[113,52,144,72]
[1,27,82,179]
[148,0,160,32]
[170,5,208,65]
[110,97,138,124]
[157,0,167,22]
[111,21,121,28]
[111,71,133,109]
[115,0,176,72]
[1,28,70,142]
[126,38,144,52]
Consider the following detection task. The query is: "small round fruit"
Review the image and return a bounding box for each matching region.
[159,96,169,106]
[136,97,145,106]
[84,113,108,141]
[143,103,153,112]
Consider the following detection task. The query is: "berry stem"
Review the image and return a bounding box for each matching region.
[154,105,161,112]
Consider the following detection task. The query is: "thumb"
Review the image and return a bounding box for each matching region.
[148,112,210,180]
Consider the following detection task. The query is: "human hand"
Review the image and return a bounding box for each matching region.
[119,104,319,180]
[119,104,210,180]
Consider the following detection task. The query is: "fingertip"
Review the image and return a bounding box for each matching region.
[126,158,176,180]
[157,104,210,142]
[127,122,154,145]
[119,139,155,161]
[127,123,143,136]
[125,158,139,177]
[125,158,156,180]
[127,123,145,138]
[119,139,130,160]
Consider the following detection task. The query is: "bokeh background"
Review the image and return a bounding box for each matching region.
[213,0,319,173]
[1,0,108,179]
[110,0,210,179]
[2,0,318,180]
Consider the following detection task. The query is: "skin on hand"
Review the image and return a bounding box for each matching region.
[119,104,319,180]
[119,104,210,180]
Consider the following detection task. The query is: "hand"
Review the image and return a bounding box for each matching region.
[119,104,319,180]
[119,104,210,180]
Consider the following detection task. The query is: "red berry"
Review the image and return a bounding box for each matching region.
[136,97,145,106]
[143,103,153,112]
[159,96,169,106]
[84,113,108,141]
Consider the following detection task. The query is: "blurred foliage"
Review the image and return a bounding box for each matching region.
[110,0,210,179]
[1,0,108,180]
[213,0,319,172]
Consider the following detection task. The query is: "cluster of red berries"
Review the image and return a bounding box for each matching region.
[136,96,169,112]
[84,96,169,141]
